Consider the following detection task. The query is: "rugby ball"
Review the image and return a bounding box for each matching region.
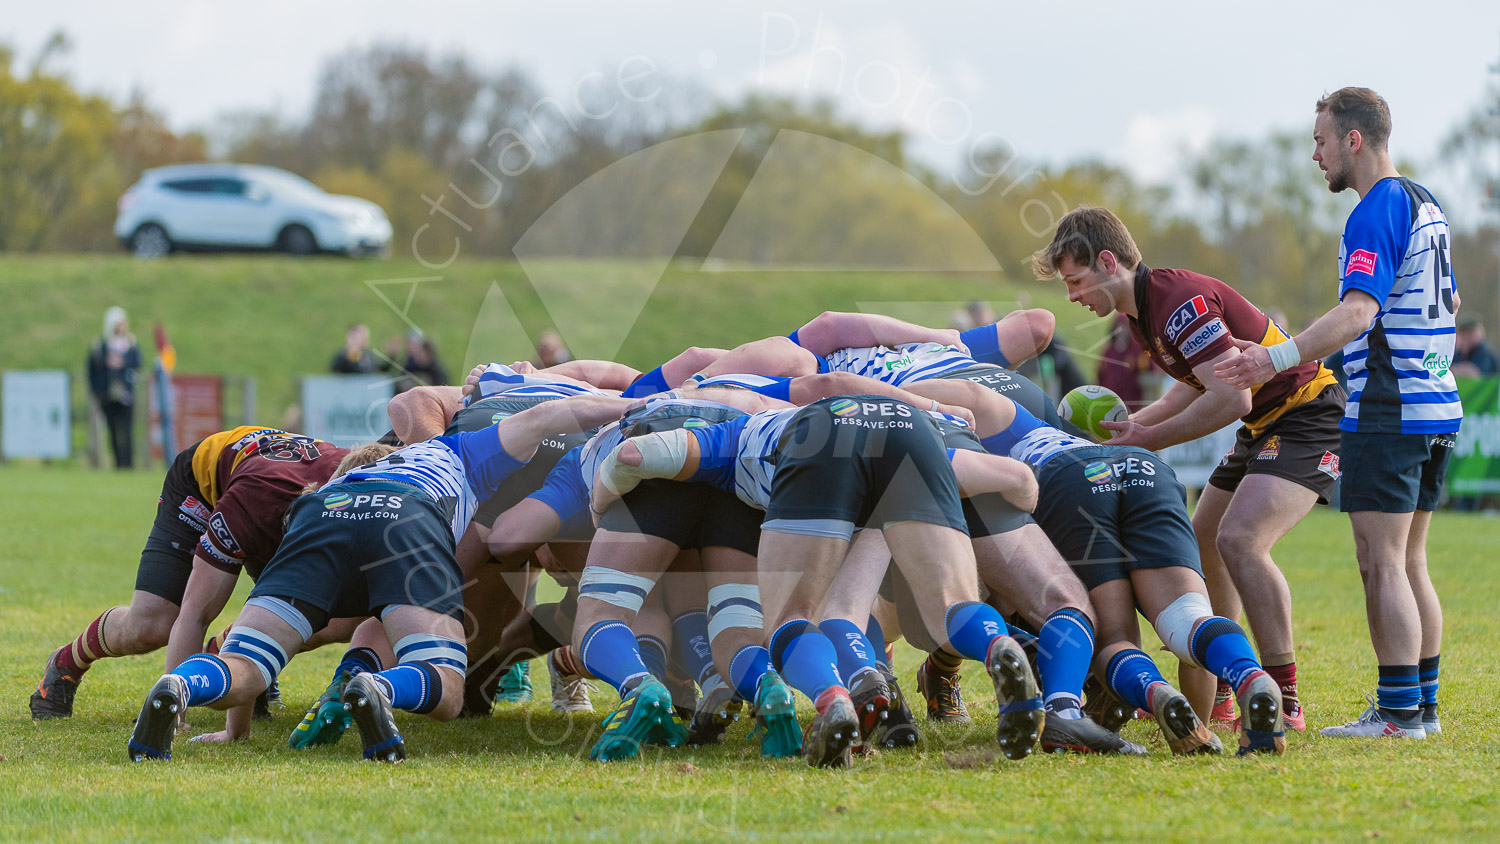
[1058,385,1128,443]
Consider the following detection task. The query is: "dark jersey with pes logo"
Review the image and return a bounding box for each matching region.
[1128,264,1337,436]
[187,426,348,579]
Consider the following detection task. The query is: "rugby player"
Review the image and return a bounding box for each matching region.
[985,400,1288,755]
[30,427,349,721]
[593,393,1046,767]
[675,317,1132,754]
[1217,88,1459,739]
[1032,205,1343,729]
[126,393,634,763]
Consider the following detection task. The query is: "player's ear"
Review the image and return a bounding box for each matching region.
[1098,250,1116,275]
[1347,129,1361,154]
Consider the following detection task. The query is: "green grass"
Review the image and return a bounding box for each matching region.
[0,254,1099,453]
[1,464,1498,842]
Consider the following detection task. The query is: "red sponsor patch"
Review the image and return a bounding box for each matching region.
[1164,295,1210,342]
[1317,451,1341,479]
[180,496,211,522]
[1346,249,1378,277]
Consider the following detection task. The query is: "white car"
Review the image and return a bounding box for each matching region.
[114,164,393,258]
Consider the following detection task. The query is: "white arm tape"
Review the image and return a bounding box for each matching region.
[1267,339,1301,373]
[599,430,690,495]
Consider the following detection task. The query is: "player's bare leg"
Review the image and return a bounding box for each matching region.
[1405,511,1443,733]
[1212,474,1317,729]
[1191,483,1241,723]
[32,591,180,720]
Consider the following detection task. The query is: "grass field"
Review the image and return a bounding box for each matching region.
[0,254,1099,450]
[2,464,1498,842]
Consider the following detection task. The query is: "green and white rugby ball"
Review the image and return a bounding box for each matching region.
[1057,385,1128,443]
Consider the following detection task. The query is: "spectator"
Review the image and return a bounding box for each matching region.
[965,301,997,329]
[535,330,573,367]
[1097,313,1151,408]
[1452,320,1498,378]
[1019,334,1089,400]
[396,330,450,393]
[87,306,141,469]
[330,323,390,374]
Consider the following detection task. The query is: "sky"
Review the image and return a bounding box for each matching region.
[6,1,1500,207]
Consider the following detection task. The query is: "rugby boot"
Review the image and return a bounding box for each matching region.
[459,666,497,718]
[1148,682,1222,755]
[750,670,802,758]
[802,687,859,768]
[289,671,354,748]
[588,677,686,762]
[342,673,406,763]
[1421,703,1442,736]
[848,668,892,740]
[1319,696,1425,739]
[127,675,186,762]
[686,678,742,746]
[871,661,919,749]
[916,657,970,723]
[252,682,280,721]
[30,649,80,721]
[665,665,700,722]
[494,661,533,704]
[1040,713,1148,755]
[1082,674,1134,734]
[1235,671,1286,756]
[549,665,596,714]
[986,636,1045,760]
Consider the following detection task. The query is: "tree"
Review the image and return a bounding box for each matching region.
[0,34,117,251]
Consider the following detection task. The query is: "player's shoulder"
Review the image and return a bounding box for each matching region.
[1347,178,1419,235]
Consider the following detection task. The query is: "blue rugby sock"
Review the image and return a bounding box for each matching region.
[728,644,771,701]
[1419,655,1440,707]
[370,663,441,714]
[770,620,844,701]
[1104,648,1167,714]
[864,615,887,662]
[1189,616,1262,692]
[670,611,716,687]
[171,654,231,707]
[579,621,651,696]
[1038,608,1093,716]
[1377,664,1421,713]
[818,618,879,685]
[943,601,1006,662]
[336,646,382,679]
[622,365,670,398]
[637,634,669,683]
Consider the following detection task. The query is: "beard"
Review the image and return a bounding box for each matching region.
[1324,153,1352,193]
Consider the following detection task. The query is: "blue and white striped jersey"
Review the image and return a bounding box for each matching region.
[979,403,1092,467]
[689,403,972,511]
[820,342,976,387]
[327,431,524,541]
[574,396,749,509]
[466,363,604,406]
[1338,178,1462,434]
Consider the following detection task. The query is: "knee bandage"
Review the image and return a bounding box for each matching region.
[1152,592,1214,668]
[578,566,657,613]
[707,583,763,642]
[393,633,468,678]
[598,430,691,496]
[221,626,291,689]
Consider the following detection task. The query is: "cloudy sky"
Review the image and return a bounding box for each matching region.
[7,1,1499,199]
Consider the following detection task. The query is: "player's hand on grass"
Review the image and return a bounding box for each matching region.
[188,729,245,744]
[1213,338,1276,389]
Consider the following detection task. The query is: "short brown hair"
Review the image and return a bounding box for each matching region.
[1315,87,1391,151]
[1031,206,1141,279]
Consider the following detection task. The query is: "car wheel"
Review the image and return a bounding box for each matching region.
[130,224,171,260]
[280,225,317,256]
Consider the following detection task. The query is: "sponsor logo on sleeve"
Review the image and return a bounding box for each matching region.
[198,536,241,566]
[206,512,244,558]
[1346,249,1378,277]
[1179,318,1228,359]
[1164,295,1209,342]
[179,496,211,525]
[1317,451,1341,479]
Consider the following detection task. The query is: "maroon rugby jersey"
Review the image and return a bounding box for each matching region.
[1128,265,1337,434]
[190,427,349,579]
